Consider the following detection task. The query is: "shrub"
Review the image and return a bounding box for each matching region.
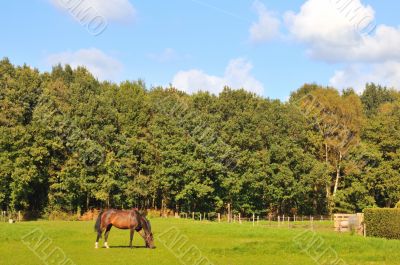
[43,209,80,221]
[207,212,218,220]
[80,209,100,221]
[364,208,400,239]
[146,209,175,218]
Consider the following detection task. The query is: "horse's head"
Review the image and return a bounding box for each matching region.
[145,232,155,249]
[144,219,155,249]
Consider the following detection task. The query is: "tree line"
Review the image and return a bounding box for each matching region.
[1,58,399,217]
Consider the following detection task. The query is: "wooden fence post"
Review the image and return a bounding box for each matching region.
[364,223,367,237]
[257,216,259,226]
[252,214,255,226]
[192,212,194,220]
[227,203,231,223]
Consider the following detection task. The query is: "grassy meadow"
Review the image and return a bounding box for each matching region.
[0,218,399,265]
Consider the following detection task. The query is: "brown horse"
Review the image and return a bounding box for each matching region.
[94,209,155,249]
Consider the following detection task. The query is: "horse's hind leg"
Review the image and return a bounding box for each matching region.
[104,224,112,248]
[95,230,103,249]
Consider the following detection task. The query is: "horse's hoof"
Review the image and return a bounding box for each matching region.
[95,243,99,249]
[104,242,110,249]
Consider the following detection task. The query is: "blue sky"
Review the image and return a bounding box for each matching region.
[1,0,399,100]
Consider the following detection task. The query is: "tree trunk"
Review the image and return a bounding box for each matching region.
[333,152,342,197]
[325,143,328,163]
[326,184,331,215]
[333,166,340,197]
[313,185,318,212]
[325,142,331,214]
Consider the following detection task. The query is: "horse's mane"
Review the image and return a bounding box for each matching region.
[131,209,151,233]
[145,217,151,232]
[132,208,151,231]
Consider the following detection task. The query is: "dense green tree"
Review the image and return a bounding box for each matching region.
[361,83,398,117]
[1,59,399,218]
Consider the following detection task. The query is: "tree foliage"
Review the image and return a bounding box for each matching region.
[1,59,400,216]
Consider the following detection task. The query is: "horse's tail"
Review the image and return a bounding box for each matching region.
[95,210,104,234]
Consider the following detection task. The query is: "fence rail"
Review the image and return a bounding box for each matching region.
[173,212,333,225]
[0,209,333,226]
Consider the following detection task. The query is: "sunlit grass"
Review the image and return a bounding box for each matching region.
[1,218,399,265]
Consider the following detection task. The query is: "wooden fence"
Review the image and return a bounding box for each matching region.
[334,213,364,235]
[1,211,22,223]
[175,212,334,228]
[1,209,364,237]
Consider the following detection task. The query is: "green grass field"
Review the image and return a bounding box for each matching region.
[1,218,399,265]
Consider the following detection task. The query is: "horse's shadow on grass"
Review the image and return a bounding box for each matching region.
[109,246,151,249]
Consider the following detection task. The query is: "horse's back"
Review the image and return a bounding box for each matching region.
[104,209,138,229]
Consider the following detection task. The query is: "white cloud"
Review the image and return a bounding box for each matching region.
[173,70,226,94]
[330,62,400,92]
[46,48,123,81]
[284,0,400,63]
[284,0,372,46]
[281,0,400,92]
[172,58,264,95]
[50,0,136,22]
[249,0,281,43]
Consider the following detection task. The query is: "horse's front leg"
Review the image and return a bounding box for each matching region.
[129,229,134,248]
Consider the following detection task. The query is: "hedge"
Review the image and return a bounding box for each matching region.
[364,208,400,239]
